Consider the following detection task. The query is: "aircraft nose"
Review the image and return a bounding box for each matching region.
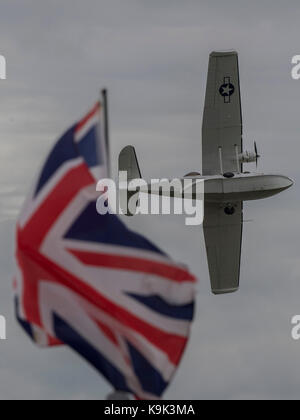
[286,177,294,188]
[282,176,294,190]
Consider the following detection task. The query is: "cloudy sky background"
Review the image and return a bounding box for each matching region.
[0,0,300,399]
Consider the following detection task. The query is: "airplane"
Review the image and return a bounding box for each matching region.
[118,51,294,295]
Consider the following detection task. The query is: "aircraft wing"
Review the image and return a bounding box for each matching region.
[203,201,243,294]
[202,51,242,175]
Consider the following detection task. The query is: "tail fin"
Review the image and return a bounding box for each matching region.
[118,146,142,216]
[119,146,142,181]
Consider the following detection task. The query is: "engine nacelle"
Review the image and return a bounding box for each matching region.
[239,151,257,163]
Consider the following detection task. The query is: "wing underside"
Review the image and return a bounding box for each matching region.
[202,51,242,175]
[203,201,243,294]
[202,51,243,294]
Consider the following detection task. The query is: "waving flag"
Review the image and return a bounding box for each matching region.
[14,102,196,399]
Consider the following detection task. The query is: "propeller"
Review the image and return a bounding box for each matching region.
[254,141,260,168]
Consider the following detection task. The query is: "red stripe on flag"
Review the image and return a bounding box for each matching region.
[67,249,196,283]
[20,163,94,250]
[94,318,119,346]
[75,102,101,134]
[18,246,188,365]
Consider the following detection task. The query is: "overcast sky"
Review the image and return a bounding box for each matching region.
[0,0,300,399]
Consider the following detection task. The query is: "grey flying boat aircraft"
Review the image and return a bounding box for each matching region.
[118,51,293,295]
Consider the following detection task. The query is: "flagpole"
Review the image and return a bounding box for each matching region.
[101,88,110,177]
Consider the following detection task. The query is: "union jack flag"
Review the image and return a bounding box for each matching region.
[14,102,196,399]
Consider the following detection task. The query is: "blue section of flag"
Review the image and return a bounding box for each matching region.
[126,293,194,321]
[126,340,167,396]
[64,201,166,256]
[34,126,77,197]
[34,116,103,198]
[53,313,131,394]
[76,126,103,168]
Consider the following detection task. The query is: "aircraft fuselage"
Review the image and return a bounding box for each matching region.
[145,173,293,203]
[187,173,294,202]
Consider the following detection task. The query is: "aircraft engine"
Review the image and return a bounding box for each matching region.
[240,151,257,163]
[239,142,260,166]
